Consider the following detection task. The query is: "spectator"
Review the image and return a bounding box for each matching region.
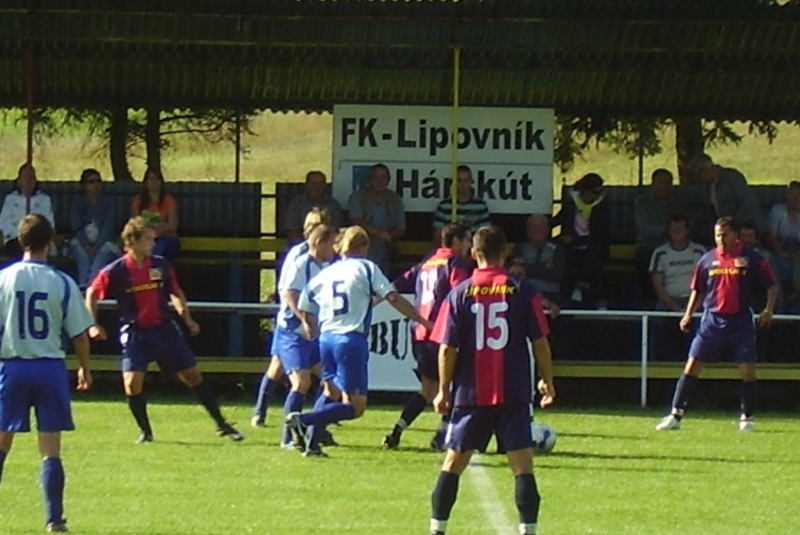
[431,165,491,245]
[511,214,566,305]
[282,170,343,245]
[552,172,611,308]
[766,180,800,290]
[348,163,406,274]
[68,169,120,289]
[649,216,706,313]
[0,163,55,260]
[739,223,784,313]
[634,169,689,305]
[688,153,767,244]
[131,167,180,261]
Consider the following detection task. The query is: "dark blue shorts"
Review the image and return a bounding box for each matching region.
[0,359,74,433]
[121,322,197,375]
[445,403,532,453]
[319,331,369,396]
[413,340,439,382]
[274,326,320,374]
[689,313,757,364]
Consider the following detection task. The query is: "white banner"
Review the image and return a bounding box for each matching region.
[333,105,554,215]
[367,294,419,392]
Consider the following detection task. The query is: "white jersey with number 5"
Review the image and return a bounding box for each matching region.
[299,258,395,335]
[0,261,93,360]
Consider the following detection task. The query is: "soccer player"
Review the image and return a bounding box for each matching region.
[0,214,93,533]
[286,225,433,456]
[273,223,337,447]
[85,216,244,443]
[428,225,556,535]
[656,217,777,432]
[382,222,472,450]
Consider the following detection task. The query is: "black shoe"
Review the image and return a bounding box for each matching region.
[285,412,308,450]
[302,445,328,458]
[318,429,339,447]
[135,431,154,444]
[429,431,446,452]
[217,422,245,442]
[382,433,400,450]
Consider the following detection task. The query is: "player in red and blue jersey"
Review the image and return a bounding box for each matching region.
[382,223,472,450]
[427,226,556,535]
[656,217,777,432]
[86,217,244,443]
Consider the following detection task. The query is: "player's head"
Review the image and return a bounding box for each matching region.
[302,207,331,239]
[338,225,370,258]
[714,216,738,251]
[308,223,338,263]
[471,225,507,267]
[17,213,53,254]
[122,216,156,256]
[441,223,472,258]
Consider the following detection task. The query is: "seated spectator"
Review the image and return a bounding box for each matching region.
[348,163,406,274]
[131,167,180,261]
[552,172,610,308]
[511,213,566,305]
[282,170,343,245]
[67,168,121,289]
[634,168,689,305]
[431,165,491,245]
[739,222,784,313]
[0,163,55,260]
[766,180,800,291]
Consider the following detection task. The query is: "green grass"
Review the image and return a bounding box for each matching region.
[1,400,798,534]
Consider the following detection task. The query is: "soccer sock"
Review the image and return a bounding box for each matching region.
[306,378,321,407]
[191,381,226,427]
[430,471,460,532]
[740,380,757,418]
[41,457,65,524]
[0,449,7,485]
[252,374,277,418]
[515,473,541,533]
[299,402,356,427]
[391,392,428,437]
[670,373,700,418]
[313,394,335,433]
[127,393,152,434]
[284,390,305,419]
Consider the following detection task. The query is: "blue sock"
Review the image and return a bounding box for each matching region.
[0,449,7,485]
[42,457,65,524]
[253,375,276,418]
[299,402,356,427]
[284,390,305,417]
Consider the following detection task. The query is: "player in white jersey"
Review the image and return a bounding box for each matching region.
[251,208,333,428]
[286,225,433,456]
[0,214,93,533]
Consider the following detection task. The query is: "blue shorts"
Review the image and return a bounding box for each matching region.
[689,313,757,364]
[413,340,439,382]
[0,359,74,433]
[319,331,369,395]
[445,403,532,453]
[121,321,197,375]
[274,326,320,374]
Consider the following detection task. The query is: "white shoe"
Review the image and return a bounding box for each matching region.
[739,418,754,432]
[250,415,266,428]
[655,414,681,430]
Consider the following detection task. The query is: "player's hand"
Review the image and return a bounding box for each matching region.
[88,324,107,340]
[679,314,693,333]
[548,302,561,319]
[757,309,774,328]
[185,318,201,336]
[433,391,451,415]
[76,367,92,391]
[421,319,435,332]
[537,379,556,408]
[302,320,318,341]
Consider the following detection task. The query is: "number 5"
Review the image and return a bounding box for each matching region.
[332,280,349,316]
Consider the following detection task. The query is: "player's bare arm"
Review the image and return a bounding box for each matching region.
[84,287,107,340]
[170,289,200,336]
[680,290,704,333]
[531,337,556,407]
[283,289,305,321]
[385,291,434,331]
[434,345,458,414]
[757,283,779,328]
[299,310,319,341]
[72,331,92,391]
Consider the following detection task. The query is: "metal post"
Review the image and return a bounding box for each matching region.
[450,47,460,222]
[26,40,34,165]
[640,313,649,407]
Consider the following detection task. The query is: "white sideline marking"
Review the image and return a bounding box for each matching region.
[467,455,515,535]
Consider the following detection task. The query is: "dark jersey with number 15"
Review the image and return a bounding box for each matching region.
[430,266,549,407]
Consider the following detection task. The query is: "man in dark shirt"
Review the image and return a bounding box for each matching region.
[427,226,556,535]
[656,217,777,432]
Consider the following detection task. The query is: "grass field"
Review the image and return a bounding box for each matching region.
[0,399,797,535]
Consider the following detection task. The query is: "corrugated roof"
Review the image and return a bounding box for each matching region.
[1,0,800,118]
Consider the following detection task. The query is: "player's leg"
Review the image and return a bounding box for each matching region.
[175,365,243,441]
[735,327,758,431]
[657,330,714,430]
[252,334,285,427]
[384,341,436,449]
[501,404,541,535]
[123,371,153,442]
[38,432,67,532]
[0,432,13,485]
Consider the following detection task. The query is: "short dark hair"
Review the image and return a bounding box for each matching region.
[440,223,471,248]
[80,168,101,183]
[668,214,690,227]
[18,213,53,252]
[739,221,759,238]
[305,170,325,182]
[371,163,391,179]
[575,172,604,193]
[472,225,507,261]
[456,165,472,176]
[715,216,736,231]
[651,168,673,182]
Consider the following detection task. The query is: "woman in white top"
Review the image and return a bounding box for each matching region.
[0,163,55,260]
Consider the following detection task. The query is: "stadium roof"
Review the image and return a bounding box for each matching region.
[1,0,800,118]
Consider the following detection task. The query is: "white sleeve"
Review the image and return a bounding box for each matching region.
[298,285,320,315]
[277,257,300,293]
[0,194,17,240]
[368,261,396,299]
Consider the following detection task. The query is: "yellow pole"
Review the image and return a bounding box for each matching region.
[450,47,461,222]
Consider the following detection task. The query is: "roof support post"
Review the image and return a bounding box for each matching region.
[25,40,35,165]
[450,47,461,223]
[234,109,242,183]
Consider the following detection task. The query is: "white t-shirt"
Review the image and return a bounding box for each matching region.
[277,250,332,334]
[649,242,707,299]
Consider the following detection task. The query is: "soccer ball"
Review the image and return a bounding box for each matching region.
[531,422,557,454]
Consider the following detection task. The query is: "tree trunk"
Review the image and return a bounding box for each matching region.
[674,117,704,184]
[109,106,133,181]
[145,107,161,170]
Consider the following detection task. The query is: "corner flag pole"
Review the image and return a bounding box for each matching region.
[450,47,461,223]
